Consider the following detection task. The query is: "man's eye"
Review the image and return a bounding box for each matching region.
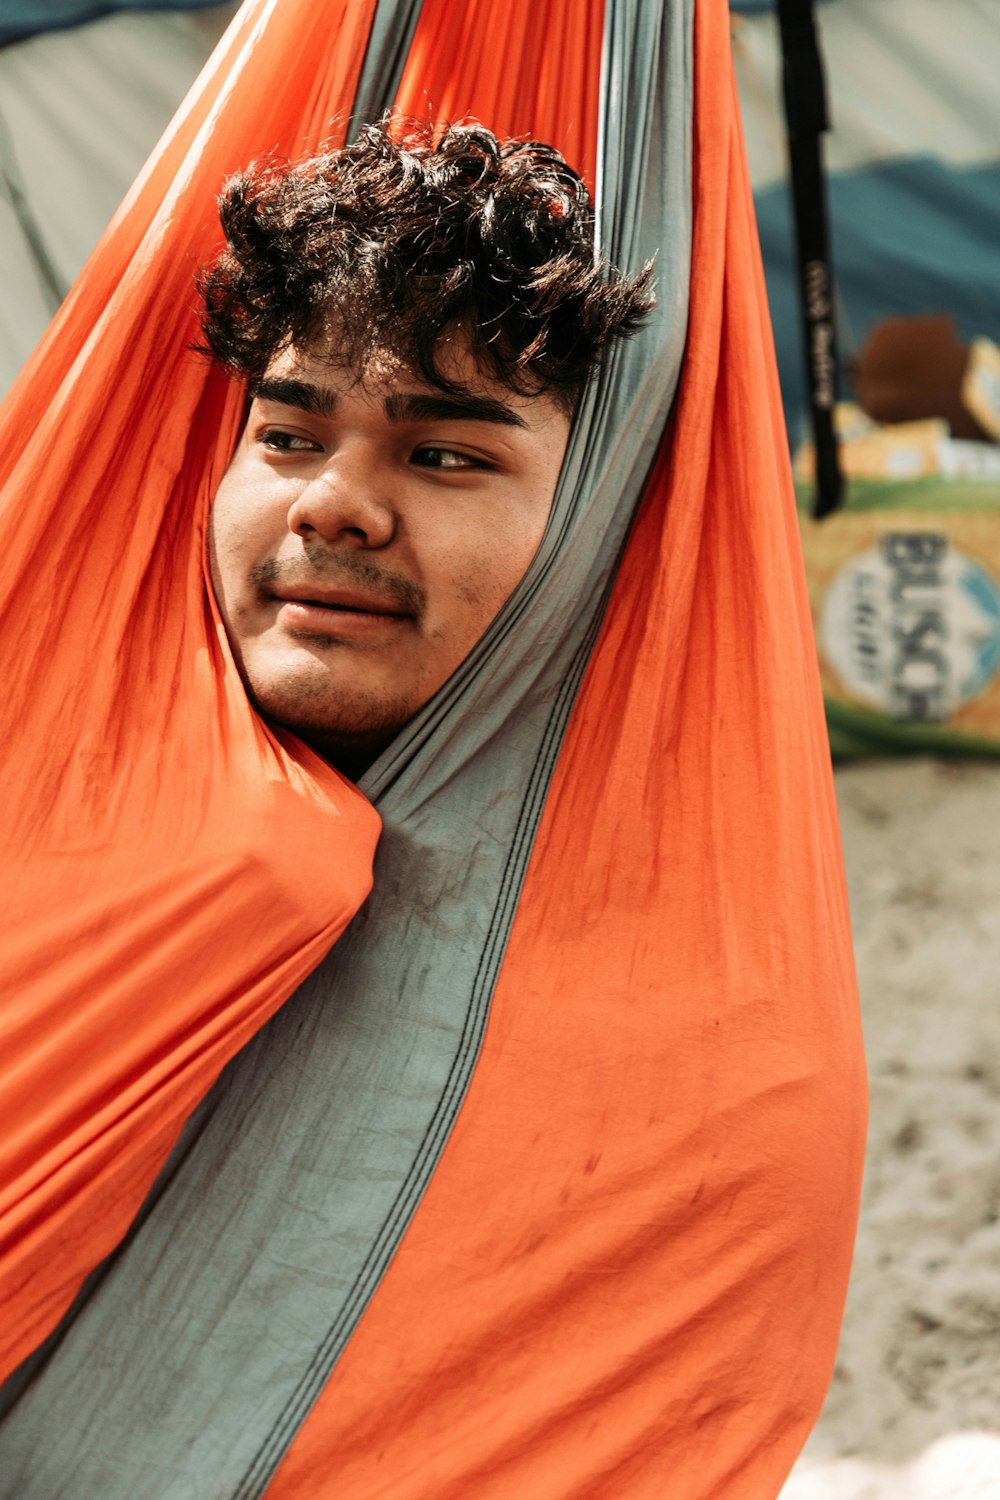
[412,447,486,470]
[258,428,320,453]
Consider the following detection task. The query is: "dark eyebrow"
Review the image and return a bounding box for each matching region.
[249,378,528,431]
[249,378,336,420]
[384,392,528,430]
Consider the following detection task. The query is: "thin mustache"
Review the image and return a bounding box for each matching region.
[250,551,424,614]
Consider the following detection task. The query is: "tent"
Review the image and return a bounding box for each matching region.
[0,2,239,391]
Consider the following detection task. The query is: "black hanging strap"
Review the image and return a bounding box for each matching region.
[776,0,843,519]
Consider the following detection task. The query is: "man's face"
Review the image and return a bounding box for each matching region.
[209,333,571,773]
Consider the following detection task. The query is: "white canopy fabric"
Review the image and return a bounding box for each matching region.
[0,3,237,395]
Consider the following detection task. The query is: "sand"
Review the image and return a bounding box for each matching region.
[781,759,1000,1500]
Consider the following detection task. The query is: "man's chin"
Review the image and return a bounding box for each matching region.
[247,678,417,776]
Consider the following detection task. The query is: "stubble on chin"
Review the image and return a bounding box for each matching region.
[241,644,419,761]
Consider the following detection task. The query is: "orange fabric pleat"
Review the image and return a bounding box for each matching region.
[395,0,602,188]
[0,0,384,1380]
[267,2,865,1496]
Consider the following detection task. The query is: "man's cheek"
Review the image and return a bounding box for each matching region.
[206,508,252,626]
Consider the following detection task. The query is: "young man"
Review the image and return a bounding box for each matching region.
[202,118,652,774]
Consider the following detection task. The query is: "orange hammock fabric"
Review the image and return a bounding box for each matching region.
[0,0,865,1494]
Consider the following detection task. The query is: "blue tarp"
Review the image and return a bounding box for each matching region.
[757,157,1000,441]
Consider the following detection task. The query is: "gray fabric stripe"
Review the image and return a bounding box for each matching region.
[347,0,423,134]
[0,2,694,1496]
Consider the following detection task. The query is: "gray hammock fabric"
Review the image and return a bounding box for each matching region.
[0,0,693,1494]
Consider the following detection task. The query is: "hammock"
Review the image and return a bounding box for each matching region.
[0,1,866,1495]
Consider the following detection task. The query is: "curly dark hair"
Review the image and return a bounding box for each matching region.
[197,116,654,409]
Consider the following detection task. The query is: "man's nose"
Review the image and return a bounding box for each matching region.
[286,450,396,548]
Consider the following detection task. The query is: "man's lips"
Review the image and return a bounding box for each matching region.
[269,584,409,614]
[267,585,412,638]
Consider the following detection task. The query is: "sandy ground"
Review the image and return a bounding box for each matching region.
[781,759,1000,1500]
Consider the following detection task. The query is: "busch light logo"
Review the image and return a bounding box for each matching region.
[820,532,1000,720]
